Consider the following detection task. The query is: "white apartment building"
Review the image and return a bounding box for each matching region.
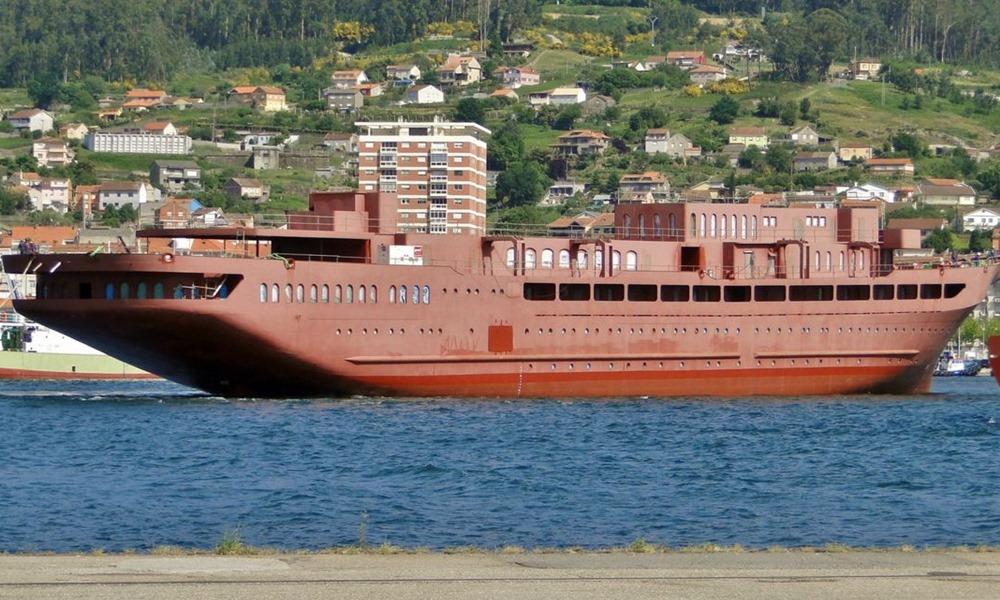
[356,119,490,235]
[84,132,193,155]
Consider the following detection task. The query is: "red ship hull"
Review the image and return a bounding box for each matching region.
[989,337,1000,388]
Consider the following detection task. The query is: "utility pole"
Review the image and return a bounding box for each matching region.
[648,15,658,47]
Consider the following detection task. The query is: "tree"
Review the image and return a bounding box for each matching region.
[453,98,486,125]
[969,229,992,252]
[26,73,61,108]
[495,162,551,207]
[488,120,524,171]
[891,131,927,158]
[807,9,847,80]
[923,229,954,253]
[779,101,797,126]
[553,105,581,130]
[709,96,739,124]
[799,97,811,119]
[629,106,667,132]
[765,144,793,173]
[738,146,765,170]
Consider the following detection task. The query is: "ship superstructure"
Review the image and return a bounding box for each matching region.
[2,190,995,397]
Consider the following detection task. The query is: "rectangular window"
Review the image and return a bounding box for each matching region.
[754,285,786,302]
[559,283,590,301]
[594,284,625,301]
[789,285,833,301]
[897,284,918,299]
[693,285,721,302]
[724,286,751,302]
[628,284,657,302]
[837,285,871,301]
[524,283,556,301]
[660,285,689,302]
[874,285,894,300]
[920,284,942,299]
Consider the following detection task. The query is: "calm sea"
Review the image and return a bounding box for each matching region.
[1,377,999,552]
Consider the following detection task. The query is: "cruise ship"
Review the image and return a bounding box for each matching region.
[1,190,995,398]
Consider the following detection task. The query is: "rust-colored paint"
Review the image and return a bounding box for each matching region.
[488,325,514,353]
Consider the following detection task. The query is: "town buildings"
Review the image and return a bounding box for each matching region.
[356,119,489,235]
[436,54,482,86]
[8,109,53,133]
[552,130,610,156]
[32,138,74,168]
[224,178,270,204]
[150,160,201,193]
[729,127,769,148]
[97,181,158,209]
[84,131,193,155]
[918,178,977,206]
[963,208,1000,231]
[404,84,445,104]
[618,172,671,203]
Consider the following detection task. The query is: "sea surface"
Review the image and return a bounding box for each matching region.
[1,377,999,552]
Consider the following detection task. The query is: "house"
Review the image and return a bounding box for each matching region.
[866,157,914,175]
[404,84,445,105]
[643,55,666,69]
[549,87,587,105]
[224,177,270,204]
[8,109,54,133]
[729,126,768,148]
[839,183,893,202]
[191,206,226,226]
[9,226,77,250]
[644,129,671,154]
[494,66,541,89]
[98,181,156,209]
[323,88,364,112]
[72,184,101,215]
[789,125,819,146]
[28,178,72,212]
[618,172,671,203]
[32,138,74,168]
[665,51,706,69]
[489,88,519,101]
[547,212,615,237]
[386,64,421,87]
[253,86,287,112]
[839,144,873,163]
[228,86,259,103]
[849,58,882,81]
[150,160,201,193]
[885,217,947,238]
[918,178,977,206]
[122,98,160,112]
[793,151,838,172]
[141,121,178,136]
[154,198,192,228]
[331,70,369,89]
[436,54,482,86]
[126,89,167,103]
[644,130,699,159]
[552,130,610,156]
[59,122,88,141]
[501,42,536,58]
[321,132,358,153]
[689,64,727,86]
[357,82,384,97]
[97,107,123,121]
[543,181,586,205]
[962,208,1000,231]
[10,171,42,188]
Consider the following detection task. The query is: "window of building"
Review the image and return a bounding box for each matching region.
[411,286,419,304]
[506,248,516,269]
[389,285,396,304]
[321,284,330,303]
[558,249,570,268]
[920,284,942,299]
[628,284,657,302]
[596,248,604,270]
[525,248,536,269]
[524,282,556,300]
[661,285,689,302]
[699,213,706,237]
[541,248,554,268]
[422,285,430,304]
[272,284,280,303]
[720,215,728,238]
[874,285,894,300]
[837,285,870,301]
[560,283,590,301]
[334,285,342,304]
[344,284,353,304]
[136,283,147,300]
[285,284,293,303]
[625,251,638,271]
[358,285,366,304]
[710,214,717,237]
[612,250,621,271]
[120,282,130,300]
[944,284,965,298]
[296,284,305,303]
[814,251,821,271]
[825,252,832,271]
[690,213,697,237]
[897,284,918,299]
[693,285,721,302]
[577,249,588,269]
[755,285,786,302]
[594,284,625,301]
[789,285,833,301]
[153,283,164,299]
[751,215,758,238]
[399,285,407,304]
[724,286,751,302]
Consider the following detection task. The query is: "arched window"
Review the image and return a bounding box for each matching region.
[559,249,570,268]
[284,284,292,303]
[858,251,864,270]
[720,215,728,238]
[638,214,646,239]
[850,252,857,271]
[174,285,183,299]
[310,284,318,303]
[321,284,329,303]
[625,251,638,271]
[346,284,354,304]
[505,247,516,269]
[690,213,697,236]
[595,248,604,269]
[814,251,821,271]
[369,286,377,303]
[731,215,737,239]
[105,282,115,300]
[120,282,130,299]
[137,282,147,300]
[154,283,164,299]
[389,285,396,304]
[623,214,632,237]
[358,285,366,304]
[839,251,845,271]
[541,248,554,268]
[741,215,748,239]
[296,284,305,303]
[699,213,706,237]
[411,285,419,305]
[525,248,536,269]
[710,214,717,237]
[271,284,280,303]
[669,213,677,237]
[577,249,588,269]
[751,215,758,239]
[654,214,662,238]
[612,250,621,271]
[422,285,430,304]
[399,285,407,304]
[334,284,342,304]
[825,252,832,271]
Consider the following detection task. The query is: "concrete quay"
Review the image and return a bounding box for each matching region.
[2,550,1000,599]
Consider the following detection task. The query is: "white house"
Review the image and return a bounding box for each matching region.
[331,69,369,89]
[386,64,421,86]
[8,109,54,133]
[28,178,72,213]
[98,181,157,209]
[32,138,74,168]
[963,208,1000,231]
[549,87,587,105]
[839,183,894,203]
[404,84,444,105]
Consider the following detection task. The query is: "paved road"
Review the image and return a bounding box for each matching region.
[3,551,1000,599]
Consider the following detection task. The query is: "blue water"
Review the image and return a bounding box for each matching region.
[1,378,999,552]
